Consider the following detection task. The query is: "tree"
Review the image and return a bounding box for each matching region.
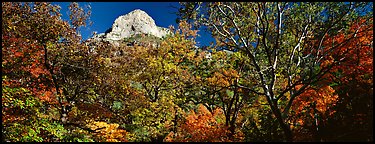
[3,1,372,142]
[314,18,373,142]
[165,104,234,142]
[76,21,201,142]
[2,2,96,142]
[182,49,255,139]
[177,2,372,141]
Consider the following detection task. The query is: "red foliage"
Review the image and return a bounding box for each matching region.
[290,18,373,141]
[2,36,58,104]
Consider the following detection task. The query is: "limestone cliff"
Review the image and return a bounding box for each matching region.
[93,9,170,41]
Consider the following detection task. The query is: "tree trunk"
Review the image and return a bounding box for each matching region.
[271,104,293,141]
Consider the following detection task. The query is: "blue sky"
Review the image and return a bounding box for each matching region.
[52,2,213,47]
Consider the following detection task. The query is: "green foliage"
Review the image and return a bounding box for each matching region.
[112,101,123,110]
[2,84,69,142]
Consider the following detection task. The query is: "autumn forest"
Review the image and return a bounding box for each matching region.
[2,2,373,142]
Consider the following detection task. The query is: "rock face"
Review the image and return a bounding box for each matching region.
[86,9,172,57]
[99,9,170,41]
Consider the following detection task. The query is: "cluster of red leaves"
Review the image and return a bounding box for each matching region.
[2,36,58,104]
[165,104,231,142]
[290,18,373,141]
[288,85,338,141]
[320,18,373,85]
[291,85,338,126]
[2,2,77,105]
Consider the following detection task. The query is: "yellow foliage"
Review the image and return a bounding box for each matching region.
[86,121,128,142]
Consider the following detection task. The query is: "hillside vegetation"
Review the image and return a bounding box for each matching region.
[2,2,373,142]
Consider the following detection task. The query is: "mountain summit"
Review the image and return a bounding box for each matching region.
[94,9,170,41]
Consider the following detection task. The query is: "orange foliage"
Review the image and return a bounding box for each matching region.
[290,85,338,127]
[320,18,373,85]
[207,68,239,87]
[165,104,231,142]
[2,36,59,105]
[290,18,372,141]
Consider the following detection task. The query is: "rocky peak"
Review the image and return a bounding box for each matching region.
[95,9,170,41]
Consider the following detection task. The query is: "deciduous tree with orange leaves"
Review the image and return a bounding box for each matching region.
[165,104,244,142]
[312,18,373,141]
[178,2,372,141]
